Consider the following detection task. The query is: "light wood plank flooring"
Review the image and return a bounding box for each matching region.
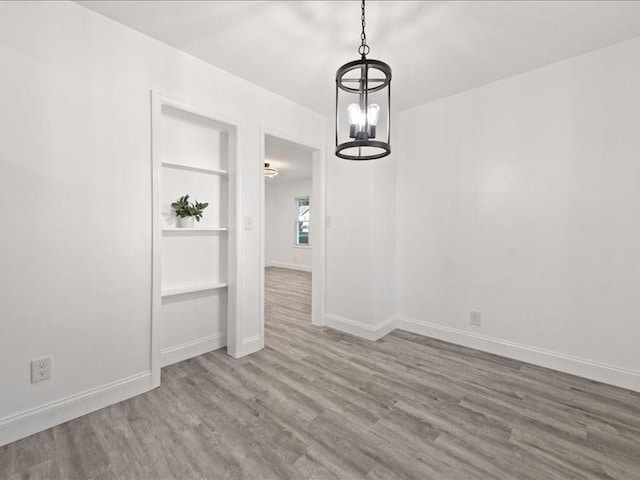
[1,266,640,479]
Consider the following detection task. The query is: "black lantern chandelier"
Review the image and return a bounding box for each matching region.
[335,0,392,160]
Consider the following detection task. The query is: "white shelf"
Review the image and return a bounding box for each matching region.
[162,161,228,176]
[162,227,228,233]
[161,282,228,298]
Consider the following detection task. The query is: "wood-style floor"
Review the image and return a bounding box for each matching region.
[2,266,640,479]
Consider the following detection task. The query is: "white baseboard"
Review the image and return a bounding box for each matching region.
[322,312,640,392]
[240,335,263,357]
[0,371,152,447]
[325,314,397,341]
[265,262,312,272]
[396,316,640,393]
[226,335,263,359]
[161,333,226,367]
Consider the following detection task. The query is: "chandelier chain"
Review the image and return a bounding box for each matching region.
[358,0,370,57]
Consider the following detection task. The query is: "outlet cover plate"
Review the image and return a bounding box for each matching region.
[470,311,482,327]
[31,356,52,383]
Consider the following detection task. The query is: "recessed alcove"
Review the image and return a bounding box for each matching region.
[152,94,237,368]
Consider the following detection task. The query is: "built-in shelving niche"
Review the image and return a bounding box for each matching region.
[152,94,237,372]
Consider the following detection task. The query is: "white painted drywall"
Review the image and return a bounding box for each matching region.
[265,180,313,270]
[323,126,398,335]
[372,146,397,327]
[397,36,640,382]
[0,1,324,445]
[324,151,375,325]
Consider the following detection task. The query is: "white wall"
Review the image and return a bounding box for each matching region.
[372,150,397,328]
[266,180,313,271]
[324,124,398,338]
[396,35,640,390]
[0,1,324,446]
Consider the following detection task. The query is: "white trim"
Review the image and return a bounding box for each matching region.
[235,335,262,358]
[310,146,326,327]
[152,94,241,129]
[325,314,397,341]
[265,262,312,272]
[0,372,152,447]
[225,115,241,358]
[242,335,261,345]
[160,333,226,367]
[161,282,228,297]
[161,161,228,176]
[162,227,228,233]
[396,316,640,393]
[150,91,162,388]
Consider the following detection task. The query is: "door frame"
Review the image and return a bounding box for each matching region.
[259,125,326,334]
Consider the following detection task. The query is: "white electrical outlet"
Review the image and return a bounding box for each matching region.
[31,356,52,383]
[470,311,482,327]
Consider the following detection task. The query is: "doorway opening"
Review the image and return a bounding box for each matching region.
[259,131,325,344]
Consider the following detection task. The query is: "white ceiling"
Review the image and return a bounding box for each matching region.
[265,135,313,185]
[77,1,640,114]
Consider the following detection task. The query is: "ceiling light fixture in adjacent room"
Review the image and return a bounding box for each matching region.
[264,162,279,177]
[335,0,392,160]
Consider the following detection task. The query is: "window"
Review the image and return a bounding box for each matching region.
[295,196,310,245]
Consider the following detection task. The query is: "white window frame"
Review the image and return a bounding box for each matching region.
[295,196,311,247]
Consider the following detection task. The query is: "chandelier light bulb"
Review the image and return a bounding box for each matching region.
[366,103,380,138]
[348,103,365,138]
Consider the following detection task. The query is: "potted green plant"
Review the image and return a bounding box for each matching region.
[171,194,209,228]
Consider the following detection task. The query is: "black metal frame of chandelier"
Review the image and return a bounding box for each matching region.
[335,140,391,161]
[335,58,392,161]
[335,58,392,92]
